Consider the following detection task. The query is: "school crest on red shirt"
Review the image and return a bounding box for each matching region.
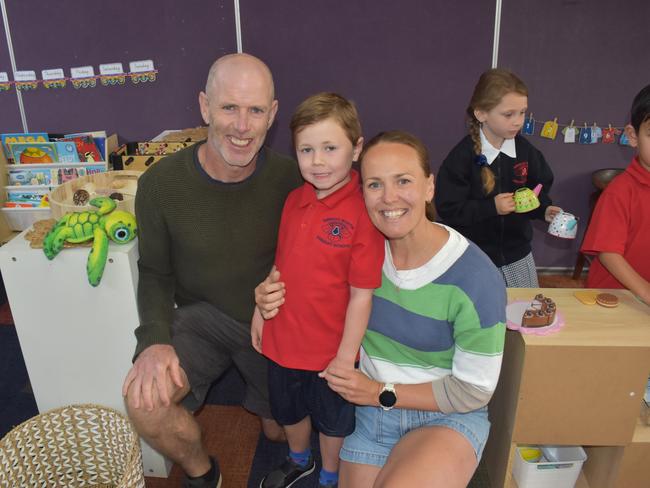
[318,218,353,247]
[513,162,528,184]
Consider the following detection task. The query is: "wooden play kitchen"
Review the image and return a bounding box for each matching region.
[485,288,650,488]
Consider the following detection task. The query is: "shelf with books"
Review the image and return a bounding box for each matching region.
[0,133,118,236]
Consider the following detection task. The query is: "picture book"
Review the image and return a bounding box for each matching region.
[8,167,53,186]
[5,186,51,207]
[54,141,80,163]
[1,132,48,161]
[61,136,103,162]
[9,142,58,164]
[65,131,107,160]
[54,164,106,184]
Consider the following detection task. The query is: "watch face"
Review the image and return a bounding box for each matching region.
[379,389,397,409]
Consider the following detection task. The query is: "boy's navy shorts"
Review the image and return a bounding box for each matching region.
[268,360,355,437]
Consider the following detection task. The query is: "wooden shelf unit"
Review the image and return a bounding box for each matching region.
[485,288,650,488]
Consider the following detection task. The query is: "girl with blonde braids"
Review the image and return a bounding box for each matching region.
[435,69,561,287]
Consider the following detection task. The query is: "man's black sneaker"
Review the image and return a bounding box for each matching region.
[183,456,222,488]
[260,456,316,488]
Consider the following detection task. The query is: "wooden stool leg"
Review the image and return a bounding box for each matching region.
[572,252,586,280]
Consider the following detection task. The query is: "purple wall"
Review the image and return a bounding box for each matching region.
[2,1,237,140]
[499,0,647,267]
[241,1,495,161]
[1,1,648,267]
[0,20,22,133]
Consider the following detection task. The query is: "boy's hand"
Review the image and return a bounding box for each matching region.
[251,307,264,353]
[494,193,515,215]
[320,365,380,406]
[320,355,355,378]
[545,205,563,222]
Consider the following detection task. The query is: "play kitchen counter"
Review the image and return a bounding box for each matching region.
[485,288,650,488]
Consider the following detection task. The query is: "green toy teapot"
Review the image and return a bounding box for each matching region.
[514,184,542,213]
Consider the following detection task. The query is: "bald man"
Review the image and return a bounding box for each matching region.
[123,54,302,488]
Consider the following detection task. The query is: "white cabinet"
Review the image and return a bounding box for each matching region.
[0,233,171,477]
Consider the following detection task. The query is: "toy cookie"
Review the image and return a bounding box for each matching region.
[596,293,619,308]
[574,290,598,305]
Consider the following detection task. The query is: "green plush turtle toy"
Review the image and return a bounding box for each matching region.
[43,196,137,286]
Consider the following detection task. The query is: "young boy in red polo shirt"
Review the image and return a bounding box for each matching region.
[581,84,650,305]
[251,93,384,488]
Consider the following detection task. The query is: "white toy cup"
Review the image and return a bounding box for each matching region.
[548,210,578,239]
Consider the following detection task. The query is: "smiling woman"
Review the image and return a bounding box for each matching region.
[256,131,507,488]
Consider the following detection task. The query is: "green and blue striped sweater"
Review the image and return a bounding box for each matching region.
[360,224,506,413]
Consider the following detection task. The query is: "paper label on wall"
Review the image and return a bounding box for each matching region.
[522,116,535,135]
[579,127,592,144]
[15,70,36,82]
[0,72,8,82]
[129,60,155,73]
[100,63,125,75]
[42,69,65,80]
[70,66,95,78]
[562,126,577,143]
[540,120,558,139]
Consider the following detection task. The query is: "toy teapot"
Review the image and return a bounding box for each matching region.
[548,210,578,239]
[514,184,542,213]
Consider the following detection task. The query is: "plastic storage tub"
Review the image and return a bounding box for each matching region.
[512,445,587,488]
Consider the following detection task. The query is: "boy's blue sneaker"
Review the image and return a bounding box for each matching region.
[260,456,316,488]
[319,482,338,488]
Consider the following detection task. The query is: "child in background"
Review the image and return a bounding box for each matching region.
[435,68,561,287]
[251,93,384,488]
[581,84,650,305]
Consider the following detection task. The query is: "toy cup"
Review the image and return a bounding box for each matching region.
[548,210,578,239]
[514,184,542,213]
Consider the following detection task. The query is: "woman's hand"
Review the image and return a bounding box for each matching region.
[544,205,563,222]
[494,193,515,215]
[320,365,380,406]
[254,266,286,319]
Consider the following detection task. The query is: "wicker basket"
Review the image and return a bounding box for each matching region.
[49,171,141,220]
[0,404,144,488]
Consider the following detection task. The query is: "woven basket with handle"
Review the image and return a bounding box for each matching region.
[0,404,144,488]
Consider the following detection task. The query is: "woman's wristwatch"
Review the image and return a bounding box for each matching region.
[378,383,397,410]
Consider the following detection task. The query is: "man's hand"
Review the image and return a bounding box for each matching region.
[494,193,515,215]
[122,344,185,411]
[254,266,286,319]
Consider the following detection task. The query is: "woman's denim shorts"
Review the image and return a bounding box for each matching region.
[340,405,490,467]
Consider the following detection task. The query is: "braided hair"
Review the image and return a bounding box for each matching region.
[467,69,528,195]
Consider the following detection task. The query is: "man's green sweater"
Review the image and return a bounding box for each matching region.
[133,142,302,358]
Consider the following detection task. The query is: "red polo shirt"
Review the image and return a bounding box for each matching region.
[262,170,384,370]
[582,157,650,288]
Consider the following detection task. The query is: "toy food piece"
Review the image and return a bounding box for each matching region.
[596,293,619,308]
[73,189,90,206]
[521,293,556,327]
[519,446,543,463]
[109,192,124,201]
[574,290,598,305]
[20,147,53,164]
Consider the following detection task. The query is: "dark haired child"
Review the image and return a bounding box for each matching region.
[581,84,650,305]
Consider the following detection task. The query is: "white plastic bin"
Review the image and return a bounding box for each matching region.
[512,445,587,488]
[1,207,51,231]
